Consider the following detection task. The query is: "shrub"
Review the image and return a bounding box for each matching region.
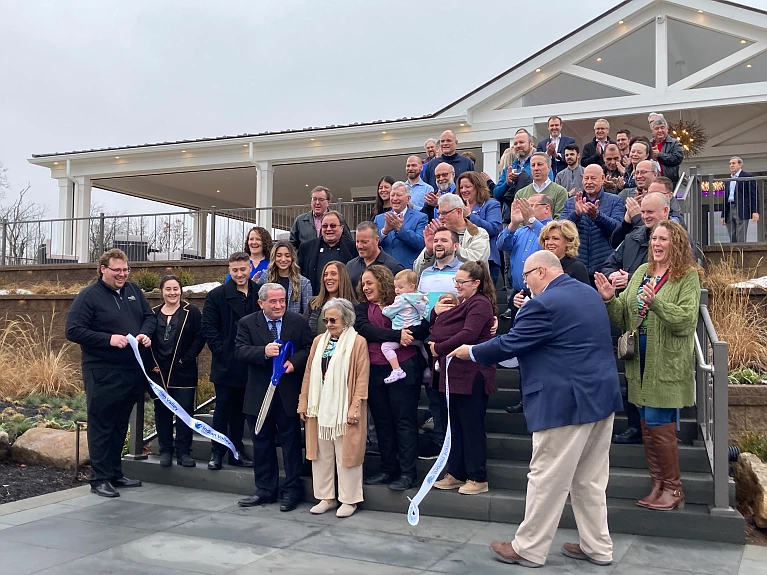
[704,251,767,373]
[740,431,767,462]
[172,268,196,288]
[729,368,766,385]
[0,313,81,397]
[132,269,161,292]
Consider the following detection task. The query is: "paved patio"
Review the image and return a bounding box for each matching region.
[0,483,764,574]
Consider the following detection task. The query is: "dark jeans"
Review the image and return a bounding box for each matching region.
[425,384,448,447]
[489,261,501,285]
[154,387,196,457]
[210,384,246,461]
[246,388,303,502]
[83,366,144,486]
[368,359,420,480]
[447,373,489,483]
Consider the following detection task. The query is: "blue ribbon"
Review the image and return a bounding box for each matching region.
[271,339,294,385]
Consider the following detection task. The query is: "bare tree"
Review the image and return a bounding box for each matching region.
[0,185,49,265]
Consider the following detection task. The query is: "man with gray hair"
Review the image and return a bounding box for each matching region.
[722,156,759,243]
[346,221,404,288]
[424,138,438,162]
[650,116,684,186]
[581,119,614,169]
[235,281,313,512]
[449,248,622,568]
[373,181,428,270]
[511,152,568,217]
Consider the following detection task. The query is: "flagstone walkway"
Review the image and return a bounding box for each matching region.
[0,483,764,574]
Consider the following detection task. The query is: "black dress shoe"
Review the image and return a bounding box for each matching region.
[500,309,513,320]
[279,499,299,512]
[228,454,253,467]
[505,402,523,414]
[91,482,120,498]
[364,471,393,486]
[388,475,417,491]
[237,494,277,507]
[112,477,142,488]
[208,454,223,470]
[177,454,196,467]
[159,453,173,467]
[612,427,643,444]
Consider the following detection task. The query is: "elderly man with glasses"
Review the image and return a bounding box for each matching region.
[297,210,358,296]
[290,186,351,252]
[65,249,156,498]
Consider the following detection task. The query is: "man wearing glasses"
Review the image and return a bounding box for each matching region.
[298,211,358,295]
[289,186,350,252]
[66,249,156,498]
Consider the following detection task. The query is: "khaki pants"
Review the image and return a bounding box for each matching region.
[312,435,364,505]
[512,414,614,565]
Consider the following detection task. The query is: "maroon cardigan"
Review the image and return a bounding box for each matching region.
[430,294,497,395]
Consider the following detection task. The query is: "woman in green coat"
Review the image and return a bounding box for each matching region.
[594,220,701,512]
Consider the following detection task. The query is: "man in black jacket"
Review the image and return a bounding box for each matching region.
[297,210,358,295]
[234,283,313,512]
[650,117,684,186]
[581,118,615,169]
[65,249,156,498]
[201,252,258,470]
[288,186,351,252]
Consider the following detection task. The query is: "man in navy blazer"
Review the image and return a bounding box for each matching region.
[722,156,759,243]
[536,116,576,176]
[449,250,622,568]
[374,181,427,270]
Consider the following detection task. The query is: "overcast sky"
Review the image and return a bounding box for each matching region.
[2,0,765,217]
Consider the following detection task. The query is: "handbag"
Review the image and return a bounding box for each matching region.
[617,317,643,360]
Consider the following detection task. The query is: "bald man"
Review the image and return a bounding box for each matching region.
[422,130,475,189]
[405,154,434,210]
[560,164,626,281]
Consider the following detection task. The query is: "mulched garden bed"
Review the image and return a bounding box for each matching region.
[0,460,88,505]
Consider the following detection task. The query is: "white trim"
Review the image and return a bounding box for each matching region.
[655,14,668,91]
[668,42,767,91]
[707,111,767,147]
[563,65,652,95]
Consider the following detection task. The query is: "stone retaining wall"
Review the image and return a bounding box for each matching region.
[729,385,767,444]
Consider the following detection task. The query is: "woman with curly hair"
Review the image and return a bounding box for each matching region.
[354,265,429,492]
[225,226,273,282]
[594,220,702,511]
[256,240,312,315]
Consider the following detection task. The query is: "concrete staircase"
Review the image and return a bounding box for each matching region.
[123,290,744,544]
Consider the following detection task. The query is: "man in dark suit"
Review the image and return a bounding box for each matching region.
[200,252,258,471]
[374,181,428,270]
[449,250,623,568]
[722,156,759,243]
[234,283,313,512]
[536,116,576,176]
[297,210,358,295]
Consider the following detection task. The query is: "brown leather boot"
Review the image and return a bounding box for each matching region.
[647,422,685,511]
[637,420,663,508]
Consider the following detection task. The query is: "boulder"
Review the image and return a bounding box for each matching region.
[0,431,9,460]
[10,427,89,469]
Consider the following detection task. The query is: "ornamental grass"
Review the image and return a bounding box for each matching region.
[703,251,767,374]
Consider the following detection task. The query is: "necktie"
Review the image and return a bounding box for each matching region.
[269,320,278,340]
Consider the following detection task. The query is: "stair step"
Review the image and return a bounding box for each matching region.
[122,457,743,544]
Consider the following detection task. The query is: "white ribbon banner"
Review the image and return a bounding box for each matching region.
[127,334,240,460]
[407,356,452,526]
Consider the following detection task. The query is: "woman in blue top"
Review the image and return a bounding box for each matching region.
[457,171,503,283]
[225,226,272,282]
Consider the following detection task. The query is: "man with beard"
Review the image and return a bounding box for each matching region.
[554,144,584,197]
[536,116,576,176]
[297,211,358,295]
[424,138,438,163]
[66,249,156,497]
[346,221,404,288]
[422,130,474,189]
[422,162,457,222]
[375,182,428,270]
[405,155,433,211]
[616,129,631,167]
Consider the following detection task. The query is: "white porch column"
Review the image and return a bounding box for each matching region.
[482,140,500,182]
[57,178,74,255]
[74,177,91,263]
[255,161,274,231]
[191,211,207,259]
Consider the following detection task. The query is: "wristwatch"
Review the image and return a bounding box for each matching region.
[527,216,536,225]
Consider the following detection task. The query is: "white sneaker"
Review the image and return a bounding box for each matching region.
[384,369,407,384]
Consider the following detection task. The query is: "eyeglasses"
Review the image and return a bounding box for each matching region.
[311,197,328,203]
[435,173,453,180]
[522,267,542,282]
[322,317,339,325]
[438,207,460,218]
[453,278,476,286]
[634,170,654,175]
[321,224,340,230]
[105,266,131,274]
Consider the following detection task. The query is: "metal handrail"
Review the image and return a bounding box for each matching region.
[694,333,714,374]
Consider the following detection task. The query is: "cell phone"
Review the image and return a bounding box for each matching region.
[521,287,531,298]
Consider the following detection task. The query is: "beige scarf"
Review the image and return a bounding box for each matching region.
[306,327,357,441]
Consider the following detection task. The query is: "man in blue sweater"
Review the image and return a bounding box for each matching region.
[422,130,474,189]
[560,165,625,284]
